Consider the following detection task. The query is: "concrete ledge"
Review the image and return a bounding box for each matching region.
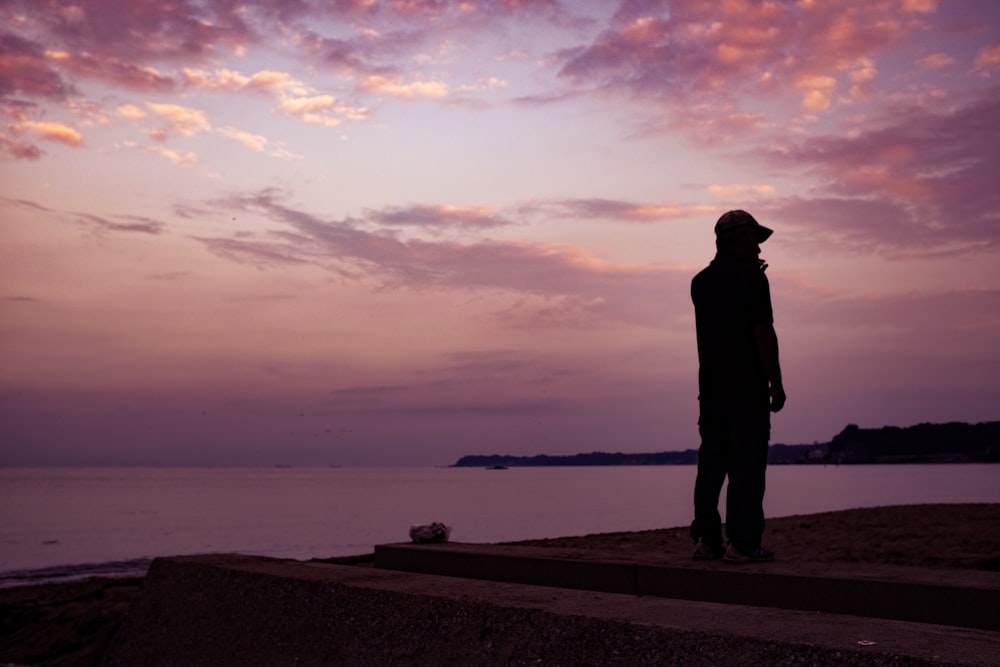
[102,554,1000,666]
[374,542,1000,631]
[376,543,639,594]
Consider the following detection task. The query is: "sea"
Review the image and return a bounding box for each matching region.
[1,464,998,588]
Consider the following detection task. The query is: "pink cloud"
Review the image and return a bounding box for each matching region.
[193,189,687,328]
[0,34,73,157]
[0,132,40,159]
[117,104,146,120]
[11,0,958,137]
[358,74,449,99]
[0,33,73,100]
[31,0,256,63]
[287,2,579,83]
[293,27,427,84]
[276,94,343,127]
[341,0,568,20]
[4,196,165,234]
[786,285,1000,336]
[2,0,579,154]
[146,102,211,136]
[761,87,1000,255]
[975,43,1000,75]
[20,120,83,146]
[182,68,305,96]
[143,144,198,165]
[216,126,269,152]
[761,196,919,255]
[556,0,947,130]
[367,204,515,230]
[181,68,366,127]
[44,50,175,92]
[530,198,714,222]
[0,196,56,213]
[74,213,165,235]
[918,52,956,70]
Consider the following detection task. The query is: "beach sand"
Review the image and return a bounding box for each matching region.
[2,503,997,666]
[509,503,1000,570]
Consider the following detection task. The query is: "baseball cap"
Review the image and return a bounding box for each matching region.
[714,210,773,243]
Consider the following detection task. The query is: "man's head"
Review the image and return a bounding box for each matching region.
[714,210,772,255]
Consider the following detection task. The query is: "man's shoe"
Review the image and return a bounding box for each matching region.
[723,543,775,564]
[692,538,725,560]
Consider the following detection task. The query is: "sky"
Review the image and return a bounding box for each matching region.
[1,0,999,467]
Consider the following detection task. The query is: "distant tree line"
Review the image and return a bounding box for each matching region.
[454,444,819,467]
[454,450,699,468]
[827,421,1000,463]
[452,421,1000,467]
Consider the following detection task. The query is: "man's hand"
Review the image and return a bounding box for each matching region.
[754,323,784,413]
[770,383,786,413]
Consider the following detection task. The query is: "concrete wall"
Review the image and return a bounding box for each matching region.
[102,554,998,666]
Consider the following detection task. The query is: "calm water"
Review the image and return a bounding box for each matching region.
[1,465,998,586]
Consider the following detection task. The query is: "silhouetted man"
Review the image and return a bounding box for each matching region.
[690,210,785,563]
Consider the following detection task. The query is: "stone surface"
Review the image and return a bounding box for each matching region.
[374,541,1000,630]
[103,553,1000,666]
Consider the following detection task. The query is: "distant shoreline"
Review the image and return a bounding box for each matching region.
[454,420,1000,467]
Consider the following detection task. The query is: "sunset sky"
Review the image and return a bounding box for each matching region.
[2,0,998,466]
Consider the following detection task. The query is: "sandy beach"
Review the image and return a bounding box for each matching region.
[509,503,1000,570]
[2,503,997,666]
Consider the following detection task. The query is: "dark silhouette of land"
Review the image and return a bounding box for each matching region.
[453,421,1000,467]
[828,421,1000,463]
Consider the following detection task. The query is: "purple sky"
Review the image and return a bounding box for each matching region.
[2,0,999,466]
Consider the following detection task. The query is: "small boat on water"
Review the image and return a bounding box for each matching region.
[486,465,508,470]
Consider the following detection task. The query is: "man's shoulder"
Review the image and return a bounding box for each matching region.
[692,260,769,302]
[704,258,767,280]
[693,259,756,282]
[691,264,717,296]
[692,264,713,283]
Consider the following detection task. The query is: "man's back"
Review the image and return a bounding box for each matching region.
[691,254,772,404]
